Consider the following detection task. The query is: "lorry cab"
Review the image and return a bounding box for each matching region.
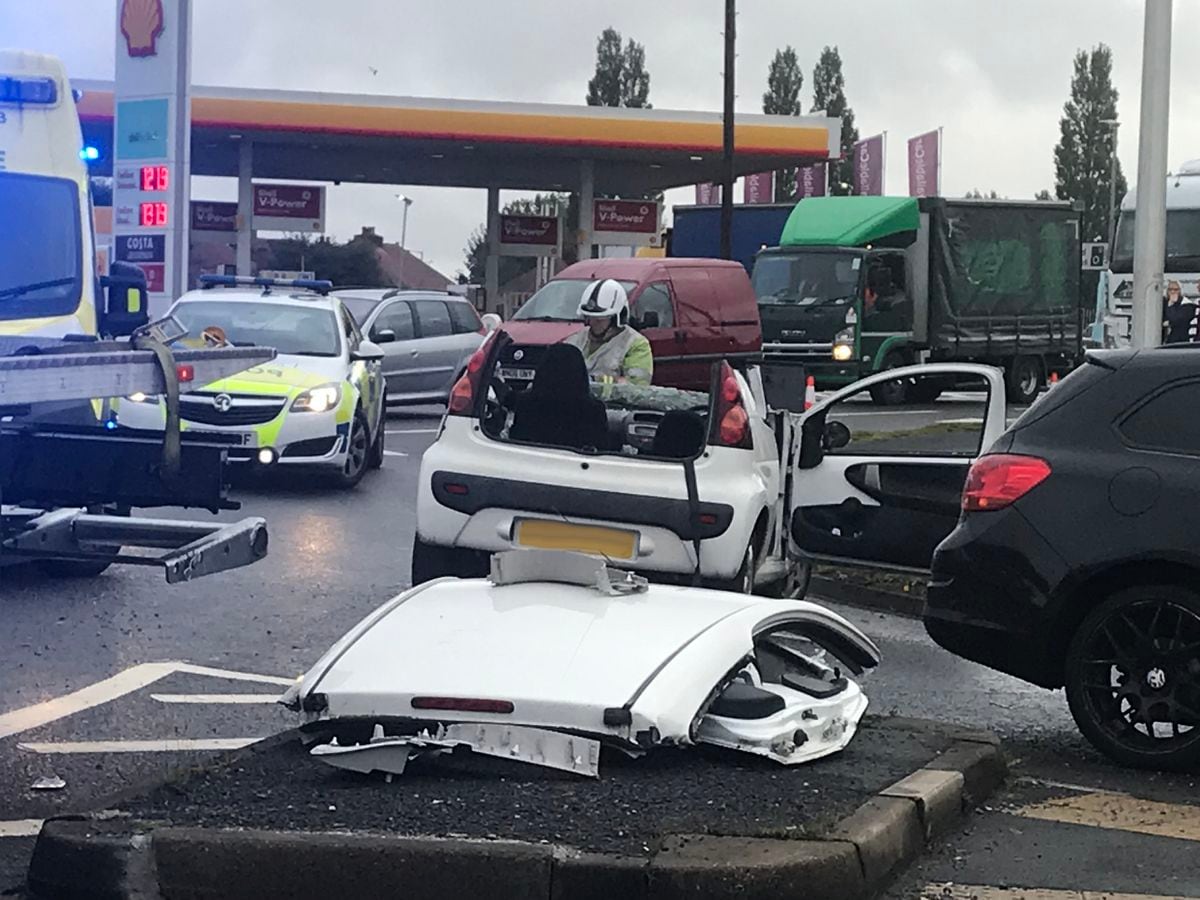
[0,50,147,424]
[1100,161,1200,348]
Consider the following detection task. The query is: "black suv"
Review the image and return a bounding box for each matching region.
[925,347,1200,769]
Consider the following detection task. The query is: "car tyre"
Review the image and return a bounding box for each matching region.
[706,542,757,595]
[1006,356,1043,405]
[765,558,813,600]
[411,535,488,585]
[367,418,385,470]
[869,352,912,406]
[333,411,371,489]
[1064,583,1200,771]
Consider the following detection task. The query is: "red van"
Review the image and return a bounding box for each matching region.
[499,258,762,391]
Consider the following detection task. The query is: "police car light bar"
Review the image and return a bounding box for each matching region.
[198,275,333,295]
[0,75,58,105]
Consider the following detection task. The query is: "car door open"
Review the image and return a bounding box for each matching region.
[788,363,1007,573]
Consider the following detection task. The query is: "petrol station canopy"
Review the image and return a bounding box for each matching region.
[75,82,841,195]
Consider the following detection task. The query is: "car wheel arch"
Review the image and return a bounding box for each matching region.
[1046,558,1200,686]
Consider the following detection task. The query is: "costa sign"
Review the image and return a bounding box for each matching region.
[592,199,662,246]
[499,215,559,256]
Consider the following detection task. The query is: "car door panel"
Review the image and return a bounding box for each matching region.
[367,302,417,401]
[409,300,462,398]
[788,364,1007,573]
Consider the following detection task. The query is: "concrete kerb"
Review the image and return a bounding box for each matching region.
[26,734,1007,900]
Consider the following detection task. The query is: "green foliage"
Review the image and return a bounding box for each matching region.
[812,46,859,196]
[268,235,387,286]
[586,27,651,108]
[764,46,803,200]
[1054,44,1127,241]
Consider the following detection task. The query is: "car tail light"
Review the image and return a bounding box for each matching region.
[411,696,514,714]
[711,362,752,449]
[447,334,495,416]
[962,454,1051,512]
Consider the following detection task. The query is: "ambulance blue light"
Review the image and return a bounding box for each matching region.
[80,146,100,161]
[0,75,58,105]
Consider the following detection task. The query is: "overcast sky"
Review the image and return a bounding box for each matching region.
[5,0,1199,279]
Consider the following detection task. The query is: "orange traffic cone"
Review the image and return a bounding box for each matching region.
[804,375,817,411]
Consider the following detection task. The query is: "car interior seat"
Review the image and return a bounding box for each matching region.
[650,411,707,459]
[509,344,607,450]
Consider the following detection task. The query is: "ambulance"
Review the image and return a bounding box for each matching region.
[0,49,147,423]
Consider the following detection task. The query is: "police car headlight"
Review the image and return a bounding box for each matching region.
[291,384,341,413]
[125,391,159,404]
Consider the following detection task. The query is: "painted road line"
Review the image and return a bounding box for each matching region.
[0,819,44,839]
[0,663,293,741]
[18,738,260,754]
[1015,792,1200,843]
[0,662,179,740]
[383,450,408,457]
[386,428,439,435]
[169,663,295,687]
[924,885,1198,899]
[150,693,282,705]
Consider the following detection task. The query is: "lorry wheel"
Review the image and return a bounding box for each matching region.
[908,381,944,404]
[1006,357,1042,405]
[869,353,912,406]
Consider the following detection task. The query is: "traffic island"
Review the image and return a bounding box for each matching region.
[25,716,1005,900]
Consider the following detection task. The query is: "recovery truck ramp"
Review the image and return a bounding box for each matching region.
[1,337,276,583]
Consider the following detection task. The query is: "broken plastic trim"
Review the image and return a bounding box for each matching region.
[489,549,649,596]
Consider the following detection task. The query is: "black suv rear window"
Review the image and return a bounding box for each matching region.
[1118,379,1200,456]
[1007,358,1113,431]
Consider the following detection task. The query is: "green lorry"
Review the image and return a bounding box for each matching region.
[752,196,1082,404]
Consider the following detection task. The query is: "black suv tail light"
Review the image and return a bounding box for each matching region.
[962,454,1051,512]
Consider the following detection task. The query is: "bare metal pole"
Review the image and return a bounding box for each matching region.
[1131,0,1172,349]
[719,0,736,260]
[1101,118,1121,246]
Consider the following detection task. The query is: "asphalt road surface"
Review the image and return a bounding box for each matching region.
[2,399,1196,898]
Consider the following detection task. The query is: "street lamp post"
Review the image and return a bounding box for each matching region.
[396,194,413,288]
[1101,118,1121,248]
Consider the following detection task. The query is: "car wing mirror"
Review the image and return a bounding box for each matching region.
[481,313,502,334]
[99,261,150,337]
[823,420,851,451]
[352,339,385,362]
[372,328,397,344]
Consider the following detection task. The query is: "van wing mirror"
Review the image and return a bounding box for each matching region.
[99,261,150,337]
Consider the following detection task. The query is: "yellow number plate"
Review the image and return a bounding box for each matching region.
[516,520,637,560]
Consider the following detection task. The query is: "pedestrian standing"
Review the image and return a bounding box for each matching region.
[1163,281,1200,344]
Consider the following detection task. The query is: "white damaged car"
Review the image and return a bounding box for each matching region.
[283,550,880,778]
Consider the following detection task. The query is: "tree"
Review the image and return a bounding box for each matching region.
[268,235,386,286]
[763,46,804,200]
[460,193,577,285]
[812,46,859,195]
[586,27,651,108]
[1035,189,1053,201]
[1053,44,1127,242]
[965,189,1002,199]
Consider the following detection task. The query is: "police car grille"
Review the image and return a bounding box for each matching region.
[180,394,287,426]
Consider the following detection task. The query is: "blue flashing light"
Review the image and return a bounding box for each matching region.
[197,274,334,295]
[104,417,119,430]
[80,146,100,161]
[0,75,58,105]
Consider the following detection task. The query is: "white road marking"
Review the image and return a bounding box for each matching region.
[150,693,283,705]
[924,885,1194,899]
[18,738,260,754]
[387,428,438,435]
[0,819,43,839]
[383,450,408,457]
[0,662,293,740]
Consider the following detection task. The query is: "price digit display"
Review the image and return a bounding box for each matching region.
[139,202,168,227]
[139,165,170,192]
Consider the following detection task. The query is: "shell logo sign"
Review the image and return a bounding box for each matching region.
[120,0,165,58]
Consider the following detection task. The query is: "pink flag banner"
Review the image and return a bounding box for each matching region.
[695,183,722,204]
[907,129,940,197]
[795,163,827,199]
[853,134,885,196]
[743,171,774,204]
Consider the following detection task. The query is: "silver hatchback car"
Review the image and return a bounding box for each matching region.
[337,290,486,406]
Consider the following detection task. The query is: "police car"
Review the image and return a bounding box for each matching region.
[119,276,386,488]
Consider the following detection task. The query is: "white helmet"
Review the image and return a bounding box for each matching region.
[578,278,629,327]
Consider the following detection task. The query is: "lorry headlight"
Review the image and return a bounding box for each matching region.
[832,343,854,362]
[125,391,159,404]
[291,384,341,413]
